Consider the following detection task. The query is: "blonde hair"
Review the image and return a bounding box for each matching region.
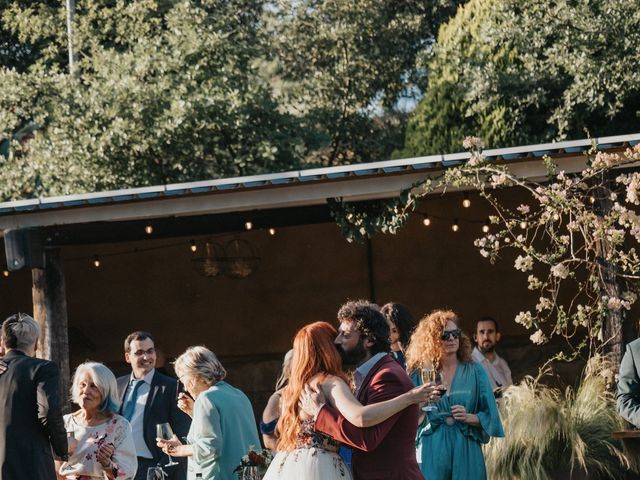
[405,309,472,371]
[275,349,294,390]
[174,346,226,384]
[71,362,121,413]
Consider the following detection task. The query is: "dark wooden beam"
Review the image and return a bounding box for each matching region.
[41,204,333,247]
[32,248,71,411]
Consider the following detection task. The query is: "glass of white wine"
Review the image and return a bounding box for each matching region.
[420,362,439,412]
[156,423,179,467]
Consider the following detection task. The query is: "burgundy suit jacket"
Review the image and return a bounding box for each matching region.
[315,354,422,480]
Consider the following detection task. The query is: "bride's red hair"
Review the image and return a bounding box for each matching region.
[276,321,347,451]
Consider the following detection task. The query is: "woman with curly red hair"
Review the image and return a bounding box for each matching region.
[406,309,504,479]
[262,321,433,480]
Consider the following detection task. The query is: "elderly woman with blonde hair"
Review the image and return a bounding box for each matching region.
[157,346,260,480]
[57,361,137,479]
[406,309,503,480]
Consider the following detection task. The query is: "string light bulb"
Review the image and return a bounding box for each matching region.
[452,219,460,232]
[423,215,431,227]
[553,212,560,221]
[245,221,253,231]
[520,220,527,229]
[482,220,490,233]
[93,256,101,268]
[144,224,153,235]
[190,240,197,253]
[462,193,471,208]
[589,196,596,204]
[2,269,9,277]
[268,228,276,236]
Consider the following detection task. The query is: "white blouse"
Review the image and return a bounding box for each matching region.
[59,413,137,479]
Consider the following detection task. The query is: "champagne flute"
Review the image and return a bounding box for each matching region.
[147,466,166,480]
[420,362,439,412]
[156,423,179,466]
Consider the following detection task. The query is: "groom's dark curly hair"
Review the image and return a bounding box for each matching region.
[337,300,390,355]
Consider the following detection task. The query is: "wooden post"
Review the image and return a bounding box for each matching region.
[32,248,71,411]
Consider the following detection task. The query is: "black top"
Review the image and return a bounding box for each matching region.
[0,350,67,480]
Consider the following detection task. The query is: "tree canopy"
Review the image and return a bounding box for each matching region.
[0,0,460,200]
[400,0,640,157]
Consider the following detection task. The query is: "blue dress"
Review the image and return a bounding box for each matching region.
[412,362,504,480]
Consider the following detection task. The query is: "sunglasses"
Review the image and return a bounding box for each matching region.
[441,329,461,341]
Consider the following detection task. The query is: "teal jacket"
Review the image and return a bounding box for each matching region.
[617,338,640,428]
[186,381,260,480]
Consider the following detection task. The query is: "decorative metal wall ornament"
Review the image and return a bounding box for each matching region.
[191,238,260,279]
[222,238,260,279]
[191,241,225,277]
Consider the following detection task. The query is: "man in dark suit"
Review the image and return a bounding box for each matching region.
[0,313,68,480]
[617,337,640,426]
[117,331,190,480]
[302,300,424,480]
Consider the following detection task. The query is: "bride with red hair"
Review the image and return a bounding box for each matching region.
[262,321,433,480]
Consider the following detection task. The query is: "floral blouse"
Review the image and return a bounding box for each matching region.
[59,413,137,479]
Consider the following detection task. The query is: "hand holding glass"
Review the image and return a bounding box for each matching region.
[156,423,179,467]
[420,363,440,412]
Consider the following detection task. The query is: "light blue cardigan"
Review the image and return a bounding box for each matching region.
[186,381,260,479]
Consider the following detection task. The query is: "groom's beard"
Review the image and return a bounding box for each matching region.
[338,339,367,366]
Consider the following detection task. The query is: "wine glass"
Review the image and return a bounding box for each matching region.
[156,423,179,467]
[420,362,439,412]
[147,466,167,480]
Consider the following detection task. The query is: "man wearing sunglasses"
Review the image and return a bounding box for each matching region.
[116,331,191,480]
[472,317,513,399]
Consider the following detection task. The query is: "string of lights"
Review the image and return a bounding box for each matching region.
[0,193,497,277]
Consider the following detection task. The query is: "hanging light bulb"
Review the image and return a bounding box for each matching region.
[482,220,490,233]
[245,221,253,231]
[93,255,101,268]
[268,228,276,236]
[2,269,9,277]
[144,224,153,235]
[462,193,471,208]
[190,240,197,253]
[423,214,431,227]
[520,220,527,229]
[452,219,460,232]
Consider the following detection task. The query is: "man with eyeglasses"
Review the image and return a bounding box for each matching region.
[472,317,513,399]
[117,331,190,480]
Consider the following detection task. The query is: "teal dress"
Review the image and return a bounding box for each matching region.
[186,381,261,479]
[412,362,504,480]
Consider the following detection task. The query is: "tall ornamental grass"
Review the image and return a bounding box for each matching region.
[485,359,630,479]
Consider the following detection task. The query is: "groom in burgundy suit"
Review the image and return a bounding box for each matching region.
[303,300,423,480]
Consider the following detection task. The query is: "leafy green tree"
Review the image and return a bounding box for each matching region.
[267,0,463,166]
[0,0,304,199]
[400,0,640,157]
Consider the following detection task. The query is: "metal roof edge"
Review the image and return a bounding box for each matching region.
[0,132,638,214]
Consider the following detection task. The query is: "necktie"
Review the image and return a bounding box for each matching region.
[122,380,144,421]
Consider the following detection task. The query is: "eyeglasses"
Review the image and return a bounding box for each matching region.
[441,329,461,341]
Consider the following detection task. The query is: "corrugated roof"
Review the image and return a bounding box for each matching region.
[0,133,638,217]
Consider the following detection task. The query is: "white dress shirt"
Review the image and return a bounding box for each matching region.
[124,368,155,459]
[354,352,388,396]
[472,347,513,390]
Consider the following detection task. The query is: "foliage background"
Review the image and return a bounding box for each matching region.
[1,0,638,200]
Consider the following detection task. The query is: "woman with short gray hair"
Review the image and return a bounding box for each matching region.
[58,361,137,480]
[157,346,260,479]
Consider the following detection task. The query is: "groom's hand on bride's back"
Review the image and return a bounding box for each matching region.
[299,384,326,419]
